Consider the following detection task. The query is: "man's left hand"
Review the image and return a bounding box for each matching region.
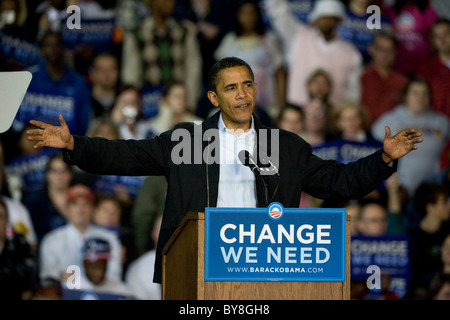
[382,126,423,163]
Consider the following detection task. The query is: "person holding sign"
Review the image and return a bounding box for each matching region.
[26,57,423,284]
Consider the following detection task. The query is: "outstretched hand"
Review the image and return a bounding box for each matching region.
[27,114,75,151]
[382,126,423,163]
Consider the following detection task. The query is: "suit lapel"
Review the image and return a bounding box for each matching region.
[201,111,221,207]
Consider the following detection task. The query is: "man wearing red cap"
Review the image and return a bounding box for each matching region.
[39,184,123,288]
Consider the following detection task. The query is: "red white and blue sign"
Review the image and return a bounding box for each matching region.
[204,203,346,282]
[268,202,284,219]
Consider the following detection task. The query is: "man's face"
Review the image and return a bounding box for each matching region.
[164,84,187,115]
[357,204,388,236]
[313,17,341,38]
[430,194,450,222]
[67,197,95,229]
[370,36,397,68]
[83,260,107,285]
[338,107,362,136]
[46,158,73,191]
[307,73,331,101]
[207,66,257,131]
[432,23,450,56]
[237,2,259,33]
[93,199,121,227]
[279,109,304,135]
[41,34,64,66]
[91,56,118,90]
[405,83,430,114]
[304,100,327,133]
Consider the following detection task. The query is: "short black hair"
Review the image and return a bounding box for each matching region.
[208,57,254,92]
[414,182,449,218]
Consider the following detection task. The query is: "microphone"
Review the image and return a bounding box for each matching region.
[239,150,280,178]
[239,150,281,205]
[238,150,261,174]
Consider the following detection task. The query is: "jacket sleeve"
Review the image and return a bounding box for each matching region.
[300,143,396,201]
[63,132,172,177]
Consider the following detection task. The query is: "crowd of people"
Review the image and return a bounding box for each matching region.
[0,0,449,300]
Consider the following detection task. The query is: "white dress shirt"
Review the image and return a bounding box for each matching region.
[216,114,257,207]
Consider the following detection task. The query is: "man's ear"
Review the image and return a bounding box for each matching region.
[207,90,220,107]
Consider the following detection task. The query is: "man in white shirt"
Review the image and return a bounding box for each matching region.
[27,56,423,285]
[216,113,257,208]
[39,184,122,285]
[77,237,133,298]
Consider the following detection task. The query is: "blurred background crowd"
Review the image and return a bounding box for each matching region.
[0,0,449,300]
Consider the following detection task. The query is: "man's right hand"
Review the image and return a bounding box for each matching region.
[27,114,75,151]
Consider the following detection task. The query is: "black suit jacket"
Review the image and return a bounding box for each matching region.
[63,111,396,283]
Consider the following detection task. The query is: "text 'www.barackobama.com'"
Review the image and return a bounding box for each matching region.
[227,267,324,273]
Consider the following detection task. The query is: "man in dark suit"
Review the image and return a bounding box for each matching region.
[27,57,423,284]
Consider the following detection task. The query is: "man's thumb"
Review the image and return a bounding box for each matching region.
[59,114,67,127]
[384,126,391,139]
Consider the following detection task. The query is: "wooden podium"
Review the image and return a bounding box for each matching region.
[162,212,351,300]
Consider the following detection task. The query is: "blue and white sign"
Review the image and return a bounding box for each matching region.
[312,139,382,164]
[61,16,116,53]
[351,235,411,298]
[205,203,346,282]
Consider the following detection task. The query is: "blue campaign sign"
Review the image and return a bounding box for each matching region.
[350,235,411,298]
[313,139,382,164]
[61,16,116,53]
[205,203,346,282]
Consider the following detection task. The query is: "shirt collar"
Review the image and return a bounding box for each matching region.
[218,112,255,136]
